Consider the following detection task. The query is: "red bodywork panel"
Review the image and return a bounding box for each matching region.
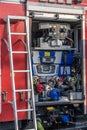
[0,2,28,122]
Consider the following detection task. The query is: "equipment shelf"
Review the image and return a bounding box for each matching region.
[35,100,84,106]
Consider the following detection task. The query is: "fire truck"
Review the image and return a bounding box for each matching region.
[1,0,87,130]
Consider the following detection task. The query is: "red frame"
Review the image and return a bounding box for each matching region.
[0,0,87,122]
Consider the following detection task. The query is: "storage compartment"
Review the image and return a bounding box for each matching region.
[31,12,84,129]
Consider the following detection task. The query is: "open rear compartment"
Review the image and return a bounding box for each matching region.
[30,11,87,129]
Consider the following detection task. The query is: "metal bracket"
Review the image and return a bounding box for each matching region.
[19,92,25,101]
[1,91,12,104]
[2,38,9,51]
[2,91,8,102]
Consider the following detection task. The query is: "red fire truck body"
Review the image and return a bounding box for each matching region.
[1,0,87,130]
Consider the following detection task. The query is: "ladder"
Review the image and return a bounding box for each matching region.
[5,15,37,130]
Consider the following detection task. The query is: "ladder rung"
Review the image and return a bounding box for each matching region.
[12,51,28,54]
[15,89,32,92]
[13,70,30,73]
[10,32,26,35]
[7,15,27,20]
[25,129,35,130]
[17,108,33,112]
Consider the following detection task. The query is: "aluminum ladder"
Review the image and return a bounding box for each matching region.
[5,15,37,130]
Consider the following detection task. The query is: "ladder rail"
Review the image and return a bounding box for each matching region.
[25,17,37,130]
[7,17,19,130]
